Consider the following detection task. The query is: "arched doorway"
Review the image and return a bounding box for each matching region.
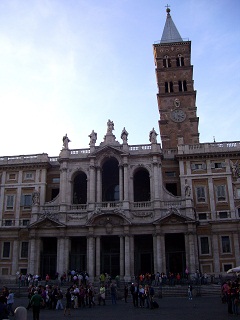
[72,171,87,204]
[133,168,150,202]
[102,158,119,202]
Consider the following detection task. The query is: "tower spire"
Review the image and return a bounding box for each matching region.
[160,7,183,43]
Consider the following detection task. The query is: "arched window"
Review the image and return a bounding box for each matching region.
[163,55,171,68]
[102,158,119,202]
[178,80,187,92]
[176,54,184,67]
[133,168,150,202]
[72,172,87,204]
[165,81,174,93]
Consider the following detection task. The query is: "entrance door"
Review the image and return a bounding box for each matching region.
[69,237,87,271]
[134,235,153,276]
[40,254,57,278]
[165,233,186,275]
[40,237,57,278]
[101,236,120,277]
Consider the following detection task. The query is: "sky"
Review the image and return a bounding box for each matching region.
[0,0,239,157]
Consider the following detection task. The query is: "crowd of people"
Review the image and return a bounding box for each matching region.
[221,278,240,315]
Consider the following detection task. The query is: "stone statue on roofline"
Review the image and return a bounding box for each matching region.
[121,127,128,144]
[149,128,158,144]
[62,133,71,149]
[89,130,97,146]
[107,119,114,134]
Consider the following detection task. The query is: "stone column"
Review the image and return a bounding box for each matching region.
[233,233,240,267]
[129,235,134,278]
[87,236,95,280]
[124,235,131,281]
[40,168,47,205]
[156,233,163,273]
[57,237,65,275]
[16,171,23,224]
[153,159,160,200]
[159,234,167,273]
[12,240,19,275]
[119,235,124,279]
[89,162,96,204]
[123,164,129,201]
[63,237,70,273]
[35,239,41,275]
[212,233,220,273]
[187,232,197,274]
[96,167,102,203]
[95,236,101,278]
[119,166,123,202]
[153,234,157,273]
[60,165,68,205]
[28,237,36,275]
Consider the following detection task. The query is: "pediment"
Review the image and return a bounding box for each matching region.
[90,145,128,157]
[87,208,131,229]
[29,216,66,229]
[154,208,194,225]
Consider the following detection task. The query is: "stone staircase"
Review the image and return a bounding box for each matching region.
[1,280,221,299]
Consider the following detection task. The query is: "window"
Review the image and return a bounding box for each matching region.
[219,211,228,219]
[191,163,206,170]
[200,237,210,254]
[223,264,232,272]
[211,162,226,169]
[176,54,184,67]
[178,80,187,92]
[221,236,231,253]
[238,208,240,218]
[21,242,28,258]
[216,185,226,202]
[24,172,34,180]
[163,55,171,68]
[6,195,14,210]
[22,220,30,226]
[8,173,16,180]
[196,186,206,203]
[165,81,173,93]
[1,268,9,275]
[21,195,32,208]
[198,213,207,220]
[165,171,176,177]
[2,242,10,258]
[4,220,12,226]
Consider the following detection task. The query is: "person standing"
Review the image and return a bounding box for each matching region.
[30,291,44,320]
[124,284,128,303]
[7,289,14,316]
[110,282,117,305]
[63,288,71,316]
[188,284,193,300]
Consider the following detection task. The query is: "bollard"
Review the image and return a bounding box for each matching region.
[14,306,27,320]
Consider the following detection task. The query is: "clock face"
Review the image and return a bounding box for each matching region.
[170,109,186,122]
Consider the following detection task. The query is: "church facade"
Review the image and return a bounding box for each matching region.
[0,8,240,282]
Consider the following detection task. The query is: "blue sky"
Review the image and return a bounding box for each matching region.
[0,0,239,156]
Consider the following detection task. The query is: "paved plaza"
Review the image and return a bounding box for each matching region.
[10,295,232,320]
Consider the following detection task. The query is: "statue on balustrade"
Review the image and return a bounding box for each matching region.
[62,134,71,149]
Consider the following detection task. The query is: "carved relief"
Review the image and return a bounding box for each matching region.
[132,211,153,218]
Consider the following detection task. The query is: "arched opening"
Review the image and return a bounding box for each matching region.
[102,158,119,202]
[72,171,87,204]
[133,168,150,202]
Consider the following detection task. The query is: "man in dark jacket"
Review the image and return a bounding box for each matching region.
[30,291,44,320]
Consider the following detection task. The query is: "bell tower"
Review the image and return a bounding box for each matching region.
[153,7,199,149]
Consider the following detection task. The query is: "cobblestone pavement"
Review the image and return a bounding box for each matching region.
[10,295,233,320]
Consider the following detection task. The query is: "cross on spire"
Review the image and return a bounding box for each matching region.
[165,4,171,13]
